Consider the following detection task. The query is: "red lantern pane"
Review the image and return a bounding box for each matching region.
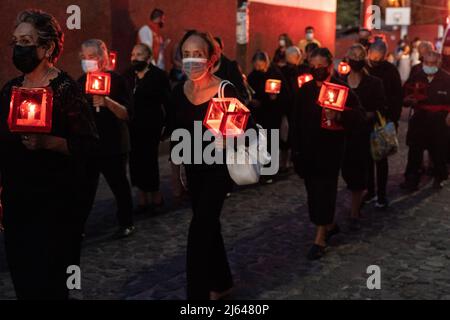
[85,72,111,96]
[265,79,282,94]
[8,86,53,133]
[404,81,428,101]
[109,51,117,71]
[317,82,349,112]
[203,98,250,137]
[298,74,314,88]
[338,61,351,75]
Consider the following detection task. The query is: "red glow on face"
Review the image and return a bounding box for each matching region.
[317,82,349,112]
[265,79,282,94]
[338,62,351,75]
[204,98,250,137]
[298,74,313,88]
[8,87,53,133]
[86,72,111,96]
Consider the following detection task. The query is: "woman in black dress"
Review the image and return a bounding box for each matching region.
[170,30,241,300]
[341,44,388,229]
[126,43,172,212]
[292,48,365,260]
[248,51,289,182]
[78,39,135,239]
[0,10,98,299]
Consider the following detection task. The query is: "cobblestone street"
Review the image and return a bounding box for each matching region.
[1,111,449,300]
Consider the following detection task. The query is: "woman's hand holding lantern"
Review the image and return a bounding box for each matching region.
[93,95,107,108]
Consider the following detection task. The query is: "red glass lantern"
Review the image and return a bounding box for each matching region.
[317,82,349,112]
[265,79,282,94]
[298,74,313,88]
[8,86,53,133]
[85,72,111,96]
[404,82,428,101]
[203,98,250,137]
[109,51,117,71]
[338,61,351,75]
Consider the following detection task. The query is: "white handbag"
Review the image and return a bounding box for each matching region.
[217,81,271,185]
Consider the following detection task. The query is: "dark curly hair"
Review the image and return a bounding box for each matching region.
[15,9,64,63]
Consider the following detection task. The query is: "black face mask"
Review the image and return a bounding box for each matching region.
[13,45,43,74]
[369,60,383,68]
[348,59,366,72]
[131,60,148,72]
[311,66,330,82]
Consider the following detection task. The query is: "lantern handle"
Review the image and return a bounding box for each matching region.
[218,80,233,99]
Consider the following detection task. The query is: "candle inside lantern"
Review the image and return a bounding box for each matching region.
[265,79,282,94]
[317,82,349,112]
[338,61,351,75]
[298,74,313,88]
[8,86,53,133]
[109,51,117,71]
[85,72,111,96]
[204,98,250,137]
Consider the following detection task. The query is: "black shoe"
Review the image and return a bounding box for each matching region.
[349,218,361,231]
[363,193,377,204]
[307,244,326,260]
[113,226,135,239]
[375,197,389,210]
[325,224,340,242]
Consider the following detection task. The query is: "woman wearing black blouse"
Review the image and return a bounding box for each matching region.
[170,30,240,300]
[248,51,289,182]
[292,48,365,260]
[78,39,135,239]
[126,44,172,212]
[341,44,388,229]
[0,10,98,299]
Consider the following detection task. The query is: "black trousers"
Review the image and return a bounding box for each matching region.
[82,154,133,228]
[368,157,388,199]
[129,127,162,192]
[405,144,448,182]
[3,191,81,300]
[185,168,233,300]
[304,174,339,226]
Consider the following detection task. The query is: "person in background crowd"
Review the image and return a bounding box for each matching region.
[78,39,135,239]
[302,42,320,68]
[341,44,388,230]
[138,8,169,70]
[273,33,294,68]
[125,43,172,213]
[298,26,321,54]
[280,46,309,171]
[358,28,372,51]
[0,9,98,299]
[291,48,365,260]
[248,51,289,183]
[401,51,449,191]
[213,36,249,104]
[411,38,421,67]
[169,30,255,300]
[169,41,187,86]
[396,42,412,84]
[410,41,434,78]
[366,40,403,209]
[435,37,443,53]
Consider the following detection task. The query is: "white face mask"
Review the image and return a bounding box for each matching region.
[279,39,286,47]
[306,32,314,41]
[81,59,99,73]
[182,57,209,81]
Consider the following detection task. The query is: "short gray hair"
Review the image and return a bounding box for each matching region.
[82,39,109,69]
[285,46,301,57]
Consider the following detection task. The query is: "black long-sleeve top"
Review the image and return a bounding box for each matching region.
[0,71,99,198]
[367,61,403,124]
[78,71,132,156]
[247,64,290,129]
[291,76,365,178]
[214,55,248,103]
[280,63,311,119]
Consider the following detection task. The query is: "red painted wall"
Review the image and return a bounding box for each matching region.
[0,0,336,86]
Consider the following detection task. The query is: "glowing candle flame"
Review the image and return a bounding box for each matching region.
[28,103,36,120]
[93,79,100,90]
[328,90,335,103]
